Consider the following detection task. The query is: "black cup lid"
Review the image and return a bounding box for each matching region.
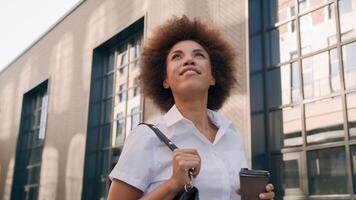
[239,168,270,177]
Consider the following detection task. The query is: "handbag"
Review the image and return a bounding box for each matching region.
[139,123,200,200]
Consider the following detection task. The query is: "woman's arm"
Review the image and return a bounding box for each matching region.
[107,149,201,200]
[107,179,143,200]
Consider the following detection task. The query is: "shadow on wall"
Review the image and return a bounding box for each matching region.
[65,133,85,200]
[2,156,14,200]
[0,81,15,141]
[38,146,59,200]
[50,32,75,115]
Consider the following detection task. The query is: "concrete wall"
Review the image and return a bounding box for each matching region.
[0,0,248,199]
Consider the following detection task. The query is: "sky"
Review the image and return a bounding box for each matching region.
[0,0,81,72]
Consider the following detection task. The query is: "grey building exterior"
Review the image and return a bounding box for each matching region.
[0,0,355,199]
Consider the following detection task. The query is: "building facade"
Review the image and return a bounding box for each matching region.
[249,0,356,199]
[0,0,355,199]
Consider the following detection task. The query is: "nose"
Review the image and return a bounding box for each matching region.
[183,57,195,66]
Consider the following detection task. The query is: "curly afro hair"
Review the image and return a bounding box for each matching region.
[139,15,238,112]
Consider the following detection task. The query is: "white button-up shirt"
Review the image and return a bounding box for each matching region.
[109,105,248,200]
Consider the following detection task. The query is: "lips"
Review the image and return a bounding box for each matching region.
[179,67,201,76]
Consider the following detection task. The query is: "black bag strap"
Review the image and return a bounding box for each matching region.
[139,122,178,151]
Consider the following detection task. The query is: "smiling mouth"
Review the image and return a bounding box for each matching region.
[179,68,201,75]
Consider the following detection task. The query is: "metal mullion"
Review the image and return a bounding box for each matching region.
[340,37,356,47]
[297,0,334,18]
[280,146,304,154]
[122,43,131,141]
[300,90,341,105]
[306,140,348,151]
[261,0,271,171]
[107,50,118,167]
[295,0,309,196]
[334,0,354,197]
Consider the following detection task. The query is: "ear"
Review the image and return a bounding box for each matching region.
[210,77,216,86]
[163,79,170,89]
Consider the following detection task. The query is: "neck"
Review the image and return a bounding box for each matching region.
[174,94,217,142]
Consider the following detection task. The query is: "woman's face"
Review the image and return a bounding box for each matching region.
[164,40,215,96]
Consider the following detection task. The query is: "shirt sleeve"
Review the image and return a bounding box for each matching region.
[109,125,156,192]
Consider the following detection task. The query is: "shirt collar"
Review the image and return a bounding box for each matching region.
[164,105,185,127]
[164,105,232,130]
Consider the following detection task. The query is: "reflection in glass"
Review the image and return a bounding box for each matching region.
[104,74,114,98]
[131,107,140,130]
[300,4,336,55]
[342,42,356,89]
[269,106,302,151]
[305,97,344,145]
[266,21,297,66]
[302,50,340,99]
[133,78,140,97]
[271,153,304,199]
[267,62,300,108]
[103,99,113,124]
[339,0,356,41]
[299,0,326,13]
[117,51,128,76]
[267,0,297,27]
[307,147,347,195]
[347,93,356,138]
[115,113,125,146]
[118,84,127,102]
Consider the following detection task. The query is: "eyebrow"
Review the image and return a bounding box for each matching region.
[169,48,206,55]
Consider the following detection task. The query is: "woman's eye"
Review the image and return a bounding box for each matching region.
[172,54,181,60]
[195,53,205,58]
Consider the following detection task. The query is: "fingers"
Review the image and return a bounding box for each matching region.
[259,184,275,199]
[173,149,201,177]
[235,187,241,195]
[266,183,274,192]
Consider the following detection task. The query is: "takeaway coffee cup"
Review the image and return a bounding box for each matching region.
[239,168,270,200]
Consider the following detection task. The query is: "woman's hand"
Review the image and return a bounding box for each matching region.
[167,149,201,192]
[235,183,275,200]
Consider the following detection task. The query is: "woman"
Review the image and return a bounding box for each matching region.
[107,15,274,200]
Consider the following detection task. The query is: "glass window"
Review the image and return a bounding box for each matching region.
[251,114,268,169]
[302,50,340,99]
[250,74,264,112]
[133,78,140,97]
[11,81,48,200]
[307,147,348,195]
[300,4,336,55]
[269,106,302,151]
[249,0,262,33]
[103,99,113,124]
[130,107,140,130]
[347,92,356,139]
[305,97,344,145]
[350,145,356,193]
[106,52,115,73]
[339,0,356,41]
[267,62,300,108]
[267,0,297,27]
[249,35,263,73]
[299,0,326,13]
[104,74,114,98]
[115,113,125,146]
[342,41,356,89]
[118,83,127,102]
[265,21,298,66]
